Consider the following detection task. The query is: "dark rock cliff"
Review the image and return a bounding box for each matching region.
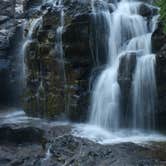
[23,0,95,120]
[0,0,16,106]
[0,0,25,107]
[152,21,166,130]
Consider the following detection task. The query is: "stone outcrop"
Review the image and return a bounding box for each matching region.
[139,3,158,18]
[0,125,44,144]
[118,52,136,126]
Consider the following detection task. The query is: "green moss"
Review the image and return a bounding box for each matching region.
[156,0,166,32]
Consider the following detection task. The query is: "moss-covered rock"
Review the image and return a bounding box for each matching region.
[22,0,95,120]
[155,0,166,32]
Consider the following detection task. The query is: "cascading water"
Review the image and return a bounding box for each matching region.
[43,0,69,114]
[22,17,42,85]
[54,0,66,83]
[51,0,70,114]
[132,54,157,129]
[90,0,159,131]
[90,0,111,66]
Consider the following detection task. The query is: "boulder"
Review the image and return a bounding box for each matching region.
[139,3,158,18]
[118,52,136,126]
[0,124,44,144]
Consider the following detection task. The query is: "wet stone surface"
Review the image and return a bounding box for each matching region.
[0,119,165,166]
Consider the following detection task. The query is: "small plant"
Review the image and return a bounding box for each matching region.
[156,0,166,32]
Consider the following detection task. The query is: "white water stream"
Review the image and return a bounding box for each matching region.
[22,17,42,86]
[90,0,159,131]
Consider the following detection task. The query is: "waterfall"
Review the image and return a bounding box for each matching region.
[90,1,112,66]
[41,144,52,166]
[54,0,66,83]
[132,54,157,129]
[90,0,159,131]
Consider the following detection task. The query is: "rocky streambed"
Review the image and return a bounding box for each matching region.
[0,110,166,166]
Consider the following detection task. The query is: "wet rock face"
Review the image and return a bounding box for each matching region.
[63,13,93,121]
[152,22,166,53]
[0,0,16,106]
[0,122,165,166]
[49,135,165,166]
[23,0,97,120]
[0,125,44,144]
[155,45,166,130]
[139,3,158,18]
[118,52,136,126]
[152,22,166,130]
[0,0,30,107]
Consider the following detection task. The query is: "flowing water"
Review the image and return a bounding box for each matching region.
[90,0,159,131]
[43,0,66,83]
[72,123,166,144]
[41,144,52,166]
[22,17,42,86]
[54,0,66,83]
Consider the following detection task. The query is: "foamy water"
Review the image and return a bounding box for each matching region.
[0,110,165,144]
[0,110,41,124]
[72,124,166,144]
